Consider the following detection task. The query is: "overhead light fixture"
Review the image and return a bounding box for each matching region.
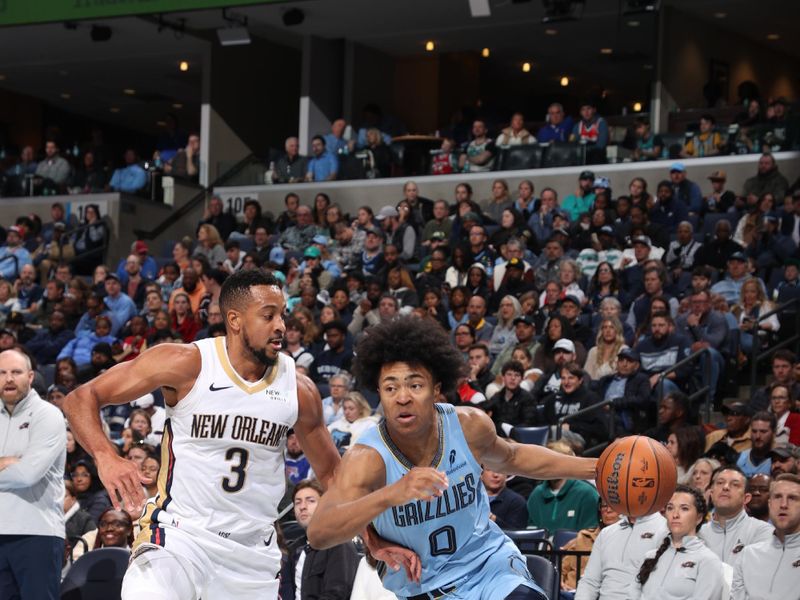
[545,28,558,35]
[282,7,305,26]
[179,61,189,72]
[172,102,184,109]
[541,0,586,24]
[627,20,640,27]
[217,8,250,46]
[90,25,112,42]
[481,47,490,58]
[522,62,532,73]
[109,107,120,113]
[60,92,71,100]
[560,76,569,87]
[766,33,780,40]
[600,48,613,54]
[633,101,643,112]
[425,40,435,52]
[156,120,167,127]
[622,0,660,14]
[713,12,727,18]
[123,88,136,95]
[468,0,491,18]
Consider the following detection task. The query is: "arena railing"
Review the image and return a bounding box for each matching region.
[656,348,712,422]
[749,297,800,388]
[555,398,615,457]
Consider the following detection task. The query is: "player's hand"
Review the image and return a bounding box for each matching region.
[363,526,422,583]
[390,467,449,504]
[96,452,146,514]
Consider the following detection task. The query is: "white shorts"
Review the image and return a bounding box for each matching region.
[121,511,281,600]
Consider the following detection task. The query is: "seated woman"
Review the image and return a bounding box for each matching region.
[70,459,111,524]
[583,316,625,380]
[327,392,377,452]
[170,292,200,343]
[90,508,134,551]
[561,498,621,594]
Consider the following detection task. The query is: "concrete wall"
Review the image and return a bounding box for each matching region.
[214,152,800,222]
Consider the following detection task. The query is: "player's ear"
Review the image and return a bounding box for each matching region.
[226,308,242,332]
[433,381,441,397]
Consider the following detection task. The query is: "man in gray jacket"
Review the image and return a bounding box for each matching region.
[699,466,772,565]
[574,511,668,599]
[0,349,66,599]
[732,473,800,599]
[676,289,730,398]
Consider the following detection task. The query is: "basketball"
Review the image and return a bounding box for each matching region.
[596,435,677,518]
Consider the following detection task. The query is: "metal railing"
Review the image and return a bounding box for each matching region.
[134,153,257,240]
[528,547,593,588]
[656,347,712,422]
[556,398,615,456]
[749,297,800,388]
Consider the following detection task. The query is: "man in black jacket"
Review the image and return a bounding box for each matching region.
[483,360,540,436]
[596,347,653,434]
[282,480,359,600]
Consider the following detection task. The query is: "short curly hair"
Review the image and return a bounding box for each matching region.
[354,316,466,394]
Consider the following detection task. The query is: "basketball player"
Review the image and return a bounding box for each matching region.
[63,270,342,599]
[307,316,598,599]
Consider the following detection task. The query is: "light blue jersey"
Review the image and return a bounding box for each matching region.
[357,403,543,600]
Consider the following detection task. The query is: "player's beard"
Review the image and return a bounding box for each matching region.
[243,328,277,367]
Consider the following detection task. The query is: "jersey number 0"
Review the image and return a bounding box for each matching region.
[222,447,249,492]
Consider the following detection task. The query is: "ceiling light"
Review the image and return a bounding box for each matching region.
[522,62,532,73]
[633,102,643,112]
[60,92,71,99]
[217,27,251,46]
[109,107,120,113]
[560,76,569,87]
[766,33,780,40]
[425,40,435,51]
[469,0,491,17]
[627,20,640,27]
[156,120,167,127]
[713,12,726,18]
[481,47,490,58]
[123,88,136,95]
[545,28,558,35]
[179,61,189,72]
[172,102,184,109]
[600,48,613,55]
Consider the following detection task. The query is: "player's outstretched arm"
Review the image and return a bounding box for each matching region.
[306,444,447,550]
[294,373,342,490]
[458,406,597,480]
[63,343,199,513]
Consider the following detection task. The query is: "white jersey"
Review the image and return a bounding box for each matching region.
[137,336,298,547]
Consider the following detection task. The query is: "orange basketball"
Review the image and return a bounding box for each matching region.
[596,435,677,518]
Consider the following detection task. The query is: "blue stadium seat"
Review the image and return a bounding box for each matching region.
[60,547,129,600]
[552,529,578,550]
[505,528,548,553]
[510,426,549,446]
[525,553,559,600]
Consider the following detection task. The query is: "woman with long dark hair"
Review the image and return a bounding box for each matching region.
[635,485,724,599]
[532,315,587,372]
[72,204,108,275]
[170,292,200,343]
[667,426,706,484]
[588,261,622,310]
[70,459,112,523]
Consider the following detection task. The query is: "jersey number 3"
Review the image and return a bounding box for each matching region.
[222,447,249,493]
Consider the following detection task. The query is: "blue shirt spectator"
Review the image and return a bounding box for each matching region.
[26,311,75,366]
[109,149,147,193]
[537,103,574,143]
[101,274,137,332]
[0,227,32,280]
[306,136,338,182]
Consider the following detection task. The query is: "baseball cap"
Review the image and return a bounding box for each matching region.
[579,170,595,181]
[593,177,610,189]
[365,226,385,240]
[553,339,576,353]
[553,227,570,237]
[131,393,155,409]
[312,234,328,246]
[7,225,23,236]
[513,315,535,327]
[631,235,652,247]
[599,225,615,236]
[728,251,747,262]
[431,231,447,241]
[104,272,120,282]
[53,222,66,231]
[561,294,581,306]
[770,444,798,460]
[304,246,322,259]
[721,401,750,416]
[462,212,481,223]
[468,262,487,273]
[269,246,285,266]
[506,257,524,270]
[617,347,640,361]
[670,162,686,173]
[375,206,399,221]
[133,240,149,254]
[323,320,347,334]
[92,342,113,357]
[708,170,727,181]
[0,328,15,337]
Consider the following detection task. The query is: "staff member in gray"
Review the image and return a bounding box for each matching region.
[732,473,800,600]
[699,466,772,565]
[0,349,66,599]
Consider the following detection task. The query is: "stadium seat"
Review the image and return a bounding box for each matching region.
[495,145,545,171]
[60,547,129,600]
[541,142,584,168]
[552,529,578,549]
[510,426,549,446]
[525,554,559,600]
[504,528,548,553]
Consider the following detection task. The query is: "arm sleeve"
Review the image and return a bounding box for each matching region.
[730,560,748,600]
[57,337,77,361]
[705,314,729,348]
[574,531,604,600]
[401,227,416,261]
[0,406,65,489]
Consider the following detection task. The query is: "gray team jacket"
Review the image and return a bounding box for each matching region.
[634,535,725,600]
[732,531,800,600]
[699,509,774,565]
[0,389,66,538]
[575,512,668,600]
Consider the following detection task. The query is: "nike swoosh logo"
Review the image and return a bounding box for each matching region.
[209,383,233,392]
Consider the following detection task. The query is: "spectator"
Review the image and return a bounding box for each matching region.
[33,221,75,283]
[168,268,206,314]
[636,312,691,395]
[193,224,226,269]
[0,348,66,600]
[750,350,800,412]
[631,117,664,161]
[321,372,350,426]
[139,455,160,499]
[737,411,776,477]
[634,486,724,599]
[675,289,729,397]
[170,292,200,343]
[466,343,494,394]
[482,467,528,530]
[667,426,706,484]
[103,272,137,328]
[59,312,117,366]
[695,219,743,273]
[458,119,496,173]
[732,473,800,599]
[650,181,690,233]
[533,236,566,290]
[116,254,150,309]
[197,196,237,242]
[71,204,108,276]
[664,221,702,286]
[599,347,652,435]
[769,383,800,446]
[560,498,620,595]
[537,102,574,143]
[584,317,625,380]
[527,441,600,531]
[92,508,134,550]
[324,118,349,155]
[532,336,579,402]
[115,315,149,362]
[561,170,596,222]
[76,341,116,384]
[278,205,323,253]
[327,392,376,451]
[703,169,736,214]
[743,153,789,203]
[282,479,359,600]
[770,444,799,478]
[545,362,607,447]
[710,252,757,305]
[570,100,609,149]
[26,310,74,366]
[627,265,678,332]
[667,162,703,215]
[376,206,416,262]
[3,145,37,196]
[305,135,338,182]
[69,458,111,525]
[680,114,723,158]
[284,429,313,486]
[108,148,147,193]
[704,401,753,453]
[311,321,352,384]
[496,111,534,147]
[482,360,539,437]
[0,226,32,280]
[491,315,539,379]
[34,139,71,190]
[63,479,96,560]
[166,133,200,181]
[643,392,691,443]
[745,473,772,521]
[274,137,307,184]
